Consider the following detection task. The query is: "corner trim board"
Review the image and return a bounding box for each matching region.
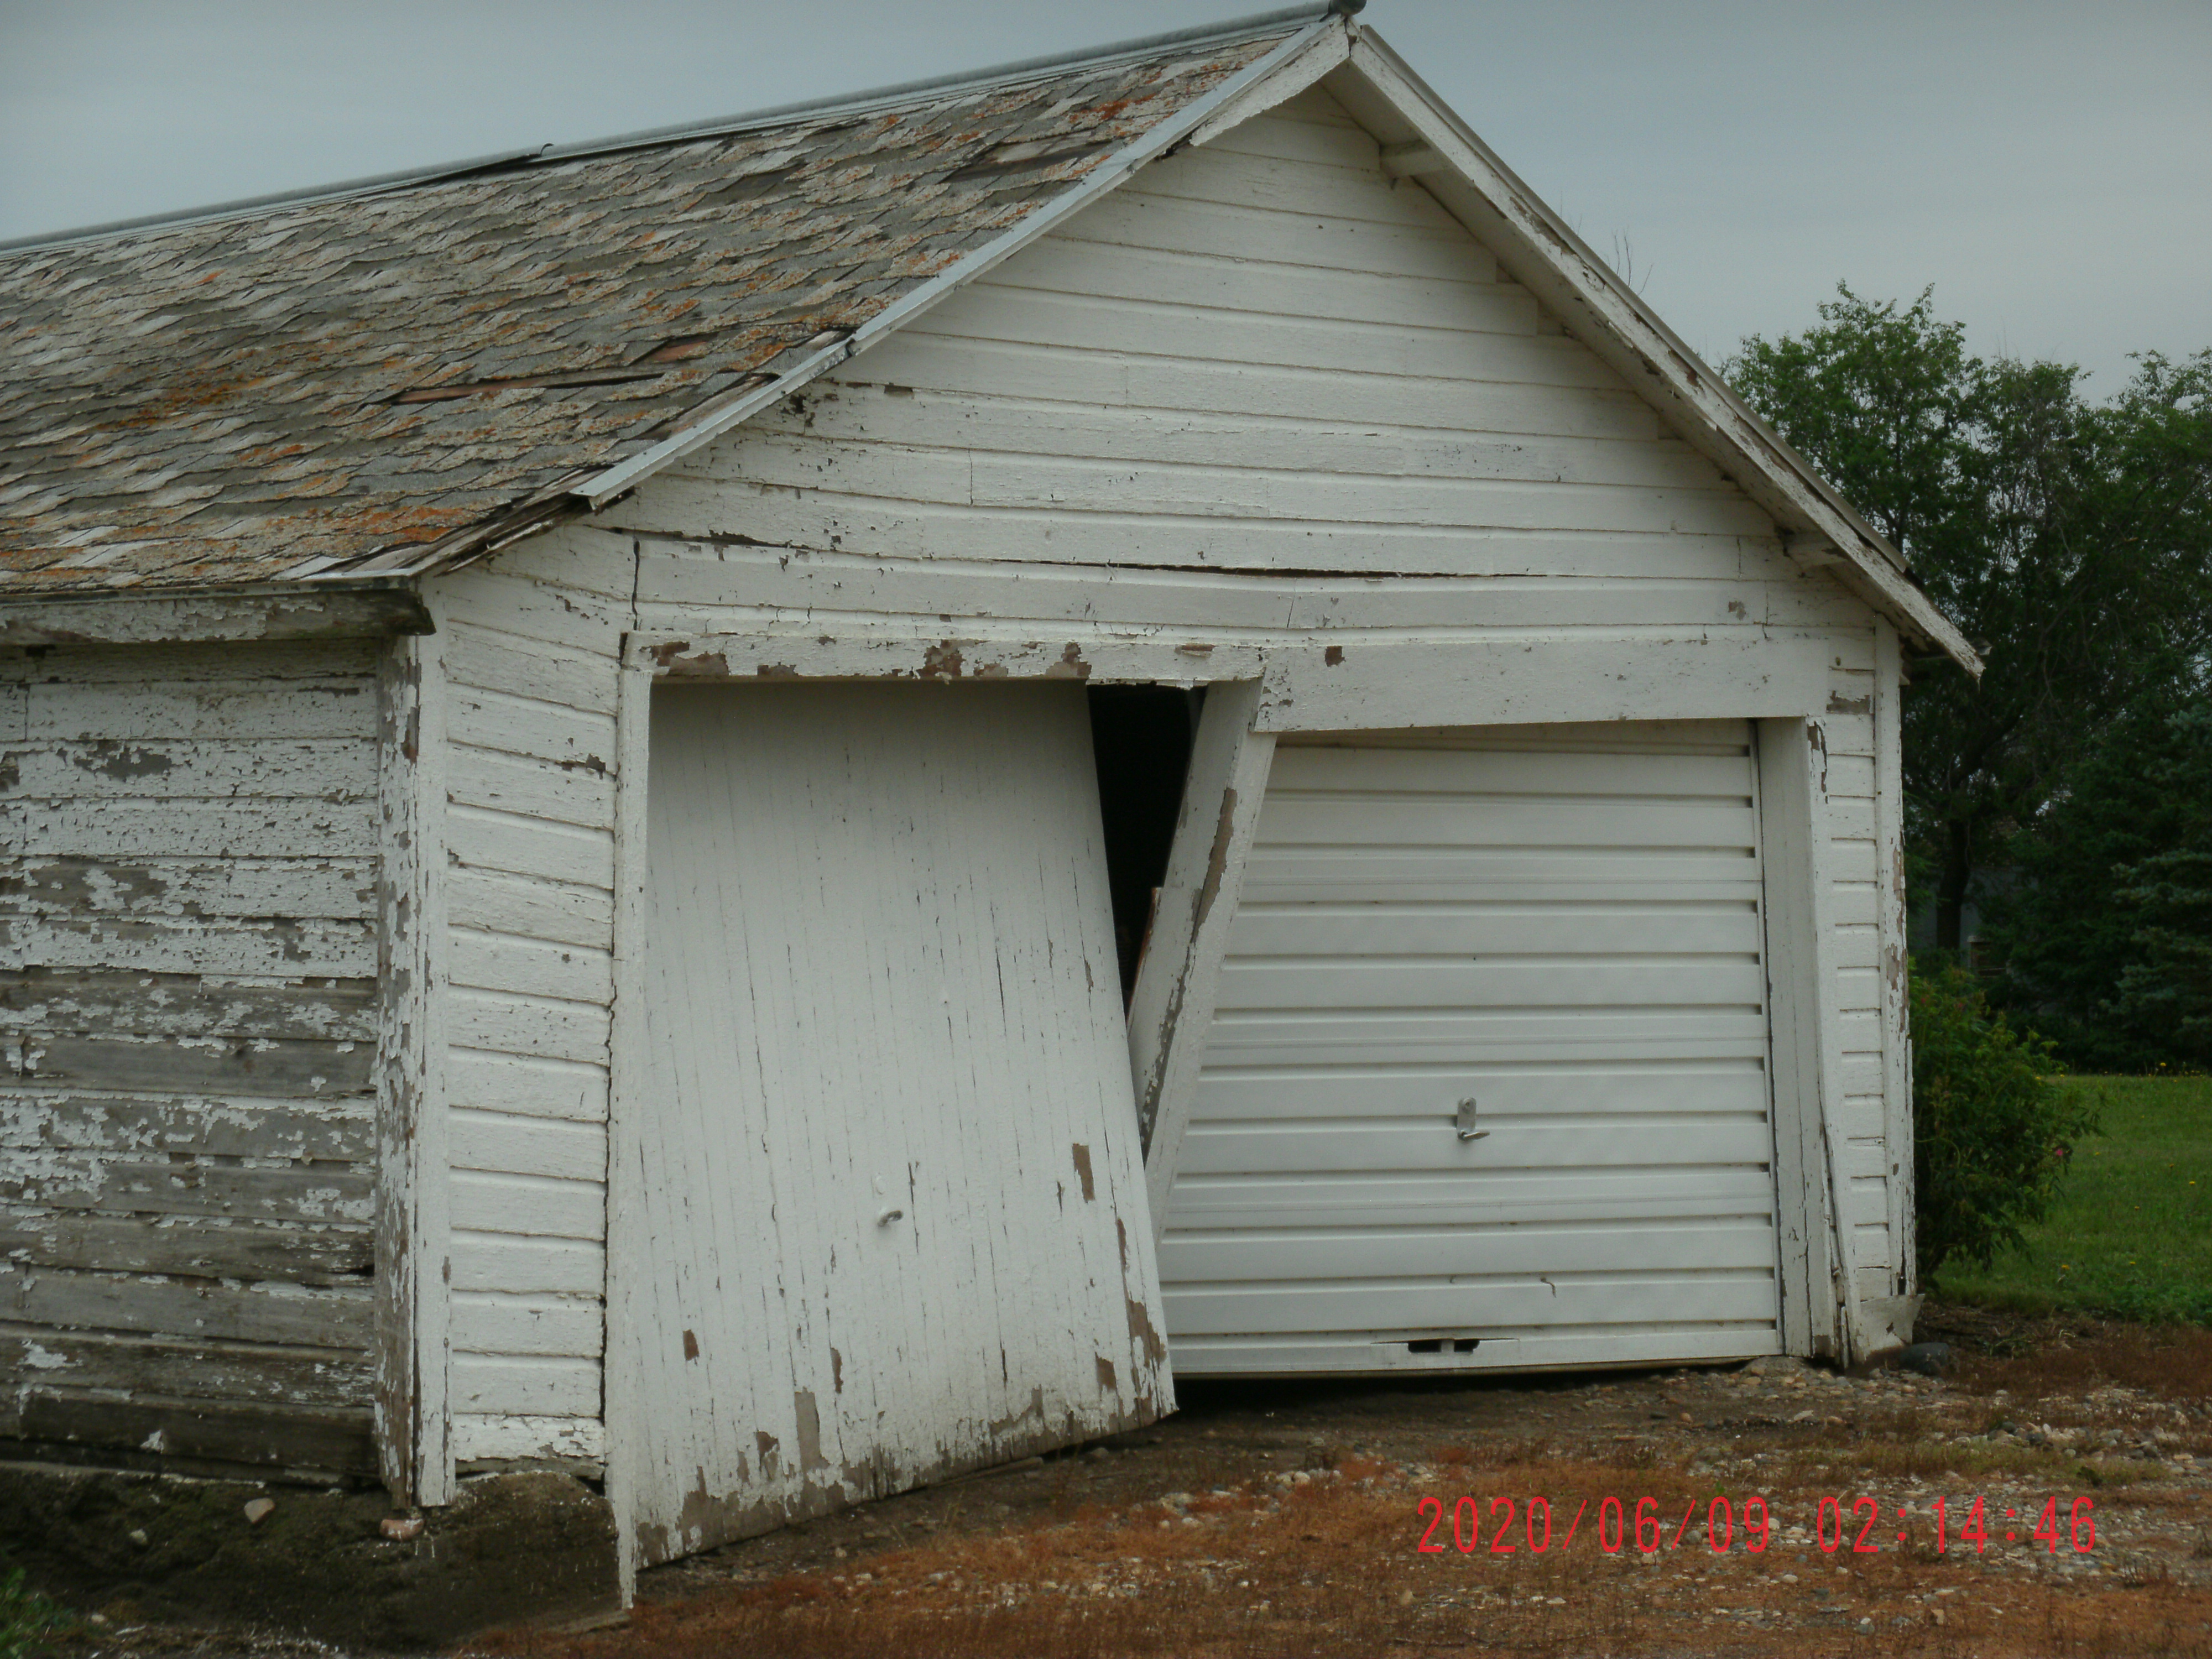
[374,630,453,1505]
[601,655,655,1605]
[1755,715,1862,1363]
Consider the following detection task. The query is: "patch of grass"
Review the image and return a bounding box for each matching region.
[0,1567,75,1659]
[1936,1075,2212,1324]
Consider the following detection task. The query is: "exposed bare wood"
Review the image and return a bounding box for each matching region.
[373,630,452,1505]
[0,1327,371,1408]
[0,1212,372,1283]
[1129,681,1273,1238]
[0,589,431,648]
[1756,716,1860,1361]
[12,1390,375,1474]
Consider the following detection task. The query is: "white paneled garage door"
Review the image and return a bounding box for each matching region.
[1159,721,1783,1375]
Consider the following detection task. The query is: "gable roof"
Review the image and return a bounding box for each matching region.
[0,4,1975,670]
[0,7,1326,593]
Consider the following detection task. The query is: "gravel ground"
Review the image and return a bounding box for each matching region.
[41,1305,2212,1657]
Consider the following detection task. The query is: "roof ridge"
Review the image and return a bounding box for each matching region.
[0,3,1347,258]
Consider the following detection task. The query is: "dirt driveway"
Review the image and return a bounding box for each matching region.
[56,1306,2212,1658]
[465,1305,2210,1658]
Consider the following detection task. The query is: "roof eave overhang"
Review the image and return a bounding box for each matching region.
[1327,32,1980,676]
[294,9,1978,682]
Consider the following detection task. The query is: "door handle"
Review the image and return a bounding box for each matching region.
[1455,1098,1488,1141]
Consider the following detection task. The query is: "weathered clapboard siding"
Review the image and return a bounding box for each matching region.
[0,641,380,1465]
[425,555,626,1469]
[391,77,1919,1491]
[1818,635,1905,1301]
[584,82,1910,1365]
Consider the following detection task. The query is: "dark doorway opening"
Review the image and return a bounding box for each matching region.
[1088,686,1199,1004]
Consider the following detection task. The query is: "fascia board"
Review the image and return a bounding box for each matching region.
[1331,32,1981,675]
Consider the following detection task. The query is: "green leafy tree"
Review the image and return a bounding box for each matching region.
[1729,290,2212,952]
[1992,696,2212,1067]
[1910,959,2095,1279]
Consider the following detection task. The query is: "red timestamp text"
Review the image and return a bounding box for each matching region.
[1413,1495,2099,1557]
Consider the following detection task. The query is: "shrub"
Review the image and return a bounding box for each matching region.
[1911,958,2097,1279]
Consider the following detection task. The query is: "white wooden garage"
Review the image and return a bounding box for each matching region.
[0,1,1975,1594]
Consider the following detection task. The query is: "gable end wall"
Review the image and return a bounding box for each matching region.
[426,81,1910,1455]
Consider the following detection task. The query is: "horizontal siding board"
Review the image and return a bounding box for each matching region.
[0,1092,369,1160]
[449,930,613,1006]
[451,1231,604,1296]
[448,1354,599,1417]
[445,624,619,717]
[447,868,612,952]
[5,799,374,860]
[737,395,1727,492]
[708,440,1768,539]
[450,1291,603,1359]
[0,1152,371,1224]
[0,916,374,979]
[446,988,611,1067]
[0,1327,371,1409]
[449,1109,606,1183]
[1173,1326,1773,1374]
[6,640,378,686]
[0,973,374,1041]
[447,744,613,832]
[977,237,1533,333]
[1168,1176,1778,1232]
[2,739,374,801]
[0,1211,371,1282]
[447,688,616,771]
[12,1035,373,1099]
[1,1265,371,1348]
[834,330,1662,440]
[1254,794,1757,851]
[620,481,1757,579]
[446,1050,607,1123]
[449,1168,606,1241]
[1056,187,1494,283]
[447,804,613,890]
[13,1391,374,1473]
[451,1412,607,1464]
[23,680,376,743]
[1125,144,1470,229]
[633,541,1773,633]
[3,858,375,923]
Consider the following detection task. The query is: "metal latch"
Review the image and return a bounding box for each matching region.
[1455,1098,1488,1141]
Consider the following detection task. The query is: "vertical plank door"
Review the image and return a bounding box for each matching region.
[1158,721,1784,1374]
[618,682,1166,1567]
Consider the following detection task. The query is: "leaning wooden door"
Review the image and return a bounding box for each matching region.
[617,683,1168,1567]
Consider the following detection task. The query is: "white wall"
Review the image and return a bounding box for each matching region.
[429,556,629,1469]
[429,81,1910,1453]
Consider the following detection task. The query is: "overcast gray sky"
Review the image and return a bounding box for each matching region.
[2,1,2205,389]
